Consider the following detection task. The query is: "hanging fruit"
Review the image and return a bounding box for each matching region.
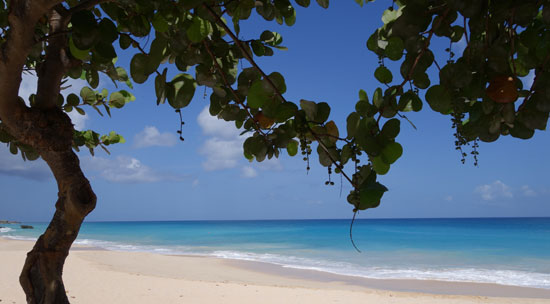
[254,111,275,129]
[486,76,519,104]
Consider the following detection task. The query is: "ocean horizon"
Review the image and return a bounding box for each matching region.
[2,217,549,289]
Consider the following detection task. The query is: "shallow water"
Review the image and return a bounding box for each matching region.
[2,217,550,289]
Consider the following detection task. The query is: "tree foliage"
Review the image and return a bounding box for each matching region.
[1,0,549,213]
[1,0,549,300]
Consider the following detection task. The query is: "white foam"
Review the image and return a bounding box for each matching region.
[8,234,548,290]
[3,235,37,241]
[0,227,14,233]
[207,250,550,289]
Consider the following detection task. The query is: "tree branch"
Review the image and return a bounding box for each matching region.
[0,0,63,132]
[203,3,356,187]
[68,0,111,14]
[399,9,450,88]
[35,9,71,110]
[202,39,267,136]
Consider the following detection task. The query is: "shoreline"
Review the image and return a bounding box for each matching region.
[2,237,550,303]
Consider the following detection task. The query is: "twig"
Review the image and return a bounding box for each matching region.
[69,0,112,14]
[202,40,266,136]
[119,33,161,77]
[518,53,550,112]
[350,210,361,253]
[203,2,356,187]
[399,9,450,88]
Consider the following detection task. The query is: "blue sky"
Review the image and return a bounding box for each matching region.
[1,1,549,222]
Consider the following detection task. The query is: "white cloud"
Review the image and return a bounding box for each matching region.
[19,72,38,101]
[197,107,241,139]
[0,147,51,181]
[199,137,244,171]
[444,195,453,202]
[521,185,537,197]
[192,179,200,187]
[197,107,284,175]
[133,126,178,148]
[82,155,185,183]
[197,107,245,171]
[256,158,282,171]
[474,180,513,201]
[18,72,89,129]
[241,166,257,178]
[67,111,89,130]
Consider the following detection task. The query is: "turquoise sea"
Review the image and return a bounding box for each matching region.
[2,218,550,289]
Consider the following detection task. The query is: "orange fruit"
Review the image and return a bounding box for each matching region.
[254,111,275,129]
[486,76,518,103]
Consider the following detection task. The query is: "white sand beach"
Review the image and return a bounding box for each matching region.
[1,238,549,304]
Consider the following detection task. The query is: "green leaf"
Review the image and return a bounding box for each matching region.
[95,41,117,59]
[287,140,298,156]
[251,40,265,56]
[260,31,283,46]
[155,68,167,105]
[398,91,422,112]
[152,13,170,33]
[412,72,430,89]
[317,145,337,167]
[80,87,96,104]
[109,92,126,108]
[450,25,464,42]
[67,93,80,107]
[295,0,310,7]
[75,107,85,115]
[358,182,387,210]
[382,7,401,24]
[130,53,150,84]
[510,122,535,139]
[359,89,368,101]
[325,120,339,143]
[374,66,393,84]
[300,99,317,121]
[243,136,267,160]
[425,85,452,114]
[119,34,132,49]
[267,72,286,94]
[168,73,196,109]
[248,79,270,109]
[9,143,17,155]
[381,118,400,139]
[315,102,330,123]
[373,87,383,108]
[275,102,298,122]
[385,37,404,61]
[285,9,296,26]
[187,17,212,43]
[98,18,118,43]
[315,0,329,8]
[69,38,89,60]
[372,155,390,175]
[346,112,360,139]
[85,69,99,89]
[381,142,403,164]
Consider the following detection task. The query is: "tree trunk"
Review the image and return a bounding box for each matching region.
[19,149,96,304]
[0,2,97,303]
[3,108,97,303]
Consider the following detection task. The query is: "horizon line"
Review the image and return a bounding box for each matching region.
[7,216,550,223]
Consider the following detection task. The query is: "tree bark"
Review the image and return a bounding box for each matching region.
[19,146,96,304]
[3,107,97,304]
[0,1,97,303]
